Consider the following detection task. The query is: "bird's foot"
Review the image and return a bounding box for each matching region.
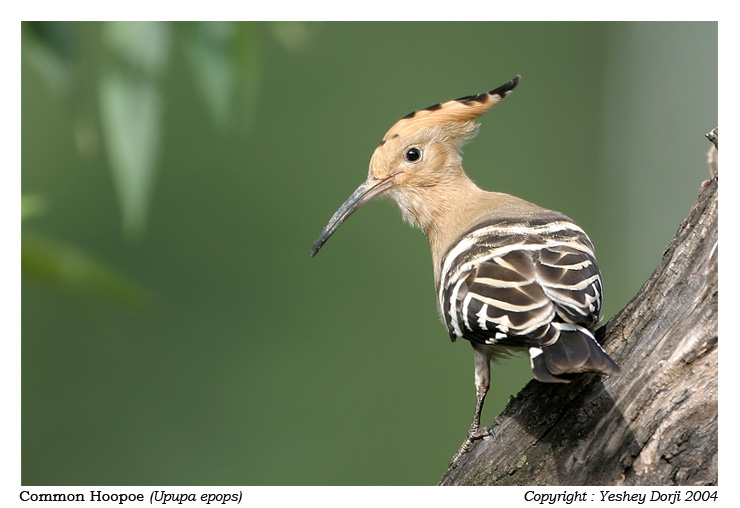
[448,426,494,468]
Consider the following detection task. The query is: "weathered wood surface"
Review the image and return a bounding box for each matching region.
[439,145,718,486]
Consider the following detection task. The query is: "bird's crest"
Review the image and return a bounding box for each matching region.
[379,75,520,145]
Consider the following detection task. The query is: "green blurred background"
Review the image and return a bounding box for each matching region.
[21,22,717,485]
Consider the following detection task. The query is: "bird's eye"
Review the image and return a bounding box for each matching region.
[404,147,422,162]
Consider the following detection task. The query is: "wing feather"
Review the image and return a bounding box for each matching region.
[440,217,602,347]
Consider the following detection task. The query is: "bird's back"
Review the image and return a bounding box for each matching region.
[434,201,618,381]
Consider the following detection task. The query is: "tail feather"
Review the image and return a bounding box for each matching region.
[529,323,620,383]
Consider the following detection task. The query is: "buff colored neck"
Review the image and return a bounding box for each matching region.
[389,171,546,284]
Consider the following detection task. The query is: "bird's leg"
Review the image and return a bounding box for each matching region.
[448,381,491,467]
[449,347,492,467]
[469,383,491,438]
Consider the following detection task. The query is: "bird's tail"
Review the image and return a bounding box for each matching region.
[529,323,621,383]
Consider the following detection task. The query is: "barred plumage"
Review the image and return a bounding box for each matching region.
[437,213,618,384]
[310,75,620,466]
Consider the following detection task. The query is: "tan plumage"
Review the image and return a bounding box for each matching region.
[311,76,620,466]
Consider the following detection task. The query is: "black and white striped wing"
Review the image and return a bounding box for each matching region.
[536,242,603,324]
[438,217,602,348]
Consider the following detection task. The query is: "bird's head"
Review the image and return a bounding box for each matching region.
[310,75,520,257]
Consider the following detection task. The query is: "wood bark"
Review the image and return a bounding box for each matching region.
[439,135,718,486]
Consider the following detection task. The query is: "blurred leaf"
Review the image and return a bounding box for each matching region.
[22,21,77,97]
[271,22,313,53]
[233,24,262,132]
[99,70,162,239]
[184,22,237,126]
[72,108,101,160]
[98,22,171,239]
[103,21,171,77]
[22,194,47,221]
[183,22,261,129]
[22,232,154,312]
[23,23,101,161]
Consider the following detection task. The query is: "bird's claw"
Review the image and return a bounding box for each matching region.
[448,426,494,468]
[470,426,493,440]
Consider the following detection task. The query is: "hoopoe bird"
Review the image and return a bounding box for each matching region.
[310,76,620,465]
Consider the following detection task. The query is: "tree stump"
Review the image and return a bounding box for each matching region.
[439,134,718,486]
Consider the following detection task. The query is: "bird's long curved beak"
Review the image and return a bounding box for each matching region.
[310,175,397,257]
